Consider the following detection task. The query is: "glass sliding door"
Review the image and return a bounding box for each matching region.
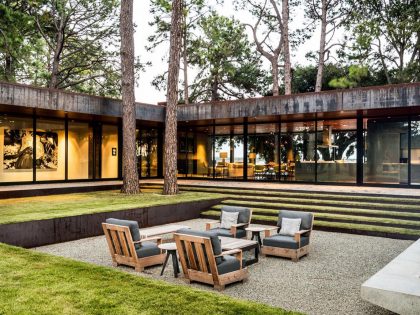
[363,118,408,184]
[187,126,212,178]
[137,129,159,178]
[316,119,357,183]
[410,120,420,184]
[68,121,93,180]
[0,115,33,182]
[280,121,316,182]
[214,125,244,179]
[36,119,65,181]
[248,123,279,181]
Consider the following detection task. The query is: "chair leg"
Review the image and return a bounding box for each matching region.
[135,266,144,272]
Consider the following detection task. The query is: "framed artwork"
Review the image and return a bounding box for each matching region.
[3,129,58,170]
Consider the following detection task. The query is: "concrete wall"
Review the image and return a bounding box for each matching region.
[178,83,420,121]
[1,81,420,122]
[0,81,165,122]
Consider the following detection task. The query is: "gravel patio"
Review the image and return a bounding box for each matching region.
[35,218,412,315]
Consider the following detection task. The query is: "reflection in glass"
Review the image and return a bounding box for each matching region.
[0,115,33,182]
[36,119,65,181]
[214,125,244,179]
[248,124,279,180]
[316,119,357,183]
[364,118,408,184]
[137,129,158,178]
[411,120,420,184]
[281,121,316,182]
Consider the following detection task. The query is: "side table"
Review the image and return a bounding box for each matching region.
[158,242,180,278]
[245,226,266,246]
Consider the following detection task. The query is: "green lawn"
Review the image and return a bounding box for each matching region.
[0,243,296,315]
[0,191,224,225]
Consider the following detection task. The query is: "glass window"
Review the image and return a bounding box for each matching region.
[281,121,316,182]
[137,129,159,178]
[214,125,244,179]
[316,119,357,183]
[184,126,212,178]
[411,120,420,184]
[363,118,408,184]
[0,115,33,182]
[248,124,279,181]
[101,124,119,179]
[68,121,93,180]
[36,119,65,181]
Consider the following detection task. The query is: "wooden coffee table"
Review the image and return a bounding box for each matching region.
[219,237,259,266]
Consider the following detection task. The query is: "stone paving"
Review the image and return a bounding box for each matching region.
[36,218,413,315]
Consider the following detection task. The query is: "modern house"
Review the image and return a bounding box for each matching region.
[1,81,420,187]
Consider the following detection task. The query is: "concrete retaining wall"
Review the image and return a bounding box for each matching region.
[0,198,224,248]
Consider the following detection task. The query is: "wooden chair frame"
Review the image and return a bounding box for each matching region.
[261,215,314,262]
[174,233,248,290]
[205,209,253,238]
[102,223,166,272]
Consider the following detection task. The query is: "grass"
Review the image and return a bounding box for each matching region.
[201,210,420,236]
[211,204,420,218]
[219,199,420,217]
[0,191,224,225]
[208,206,420,227]
[149,185,420,204]
[0,243,295,315]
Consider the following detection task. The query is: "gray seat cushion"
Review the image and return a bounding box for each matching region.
[209,227,246,239]
[277,210,313,231]
[221,206,251,224]
[106,218,141,249]
[263,234,310,249]
[176,228,223,264]
[136,241,161,258]
[217,255,241,275]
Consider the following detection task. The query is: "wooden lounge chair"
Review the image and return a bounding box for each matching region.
[261,210,314,262]
[174,229,248,290]
[205,206,252,238]
[102,218,166,272]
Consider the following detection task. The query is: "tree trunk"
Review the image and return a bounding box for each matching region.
[163,0,183,195]
[120,0,140,194]
[4,55,14,82]
[271,58,279,96]
[315,0,327,92]
[182,22,189,104]
[49,17,65,89]
[211,76,219,101]
[282,0,292,95]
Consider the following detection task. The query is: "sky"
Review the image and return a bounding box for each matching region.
[132,1,327,105]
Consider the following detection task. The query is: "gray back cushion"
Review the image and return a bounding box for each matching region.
[105,218,141,242]
[176,228,222,256]
[221,206,251,224]
[277,210,313,230]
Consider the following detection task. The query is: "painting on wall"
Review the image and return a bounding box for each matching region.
[3,129,58,170]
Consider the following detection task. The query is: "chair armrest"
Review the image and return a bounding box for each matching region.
[215,248,243,268]
[215,248,242,257]
[133,236,162,244]
[294,229,311,245]
[205,220,220,231]
[264,227,278,238]
[230,223,248,237]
